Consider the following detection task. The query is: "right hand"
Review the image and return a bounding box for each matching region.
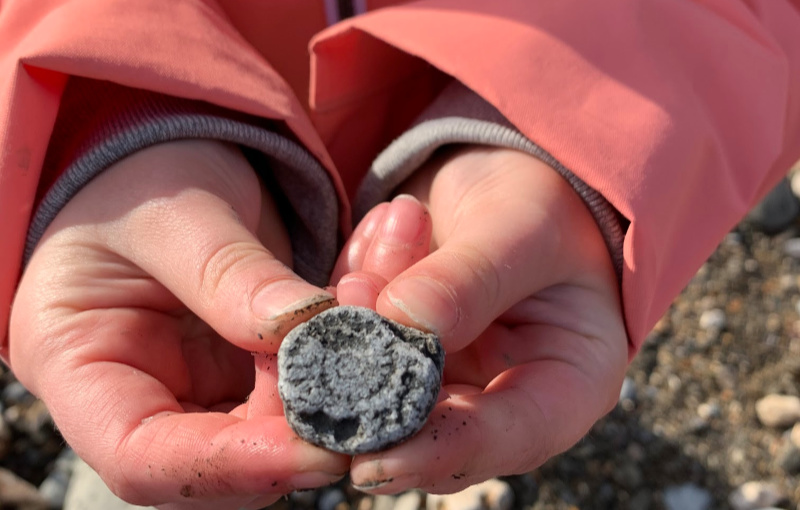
[9,140,349,510]
[333,148,627,494]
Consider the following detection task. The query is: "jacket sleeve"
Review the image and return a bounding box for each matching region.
[310,0,800,356]
[0,0,349,365]
[29,77,340,287]
[354,80,626,281]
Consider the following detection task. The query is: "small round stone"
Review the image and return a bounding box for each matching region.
[278,306,445,454]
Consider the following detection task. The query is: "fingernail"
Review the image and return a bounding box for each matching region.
[251,280,336,322]
[387,276,460,335]
[352,473,422,493]
[336,273,382,309]
[288,471,345,490]
[380,195,425,245]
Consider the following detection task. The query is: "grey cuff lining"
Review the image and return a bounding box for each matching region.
[27,114,339,287]
[355,117,626,280]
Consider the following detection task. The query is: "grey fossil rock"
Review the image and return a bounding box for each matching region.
[278,306,445,454]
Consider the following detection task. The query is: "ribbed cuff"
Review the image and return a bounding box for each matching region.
[28,78,339,286]
[355,81,627,281]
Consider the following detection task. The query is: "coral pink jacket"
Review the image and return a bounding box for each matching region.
[2,0,799,363]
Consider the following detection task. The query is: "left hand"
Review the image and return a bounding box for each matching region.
[9,141,349,510]
[332,147,628,494]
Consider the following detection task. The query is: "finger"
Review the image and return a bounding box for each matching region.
[331,195,431,286]
[330,203,390,284]
[335,271,388,309]
[36,346,348,506]
[50,141,336,352]
[240,494,286,510]
[161,493,282,510]
[248,353,284,418]
[63,370,346,506]
[375,231,550,353]
[10,301,348,506]
[350,328,627,494]
[13,268,253,410]
[333,195,431,309]
[360,194,432,282]
[117,413,346,505]
[375,164,610,352]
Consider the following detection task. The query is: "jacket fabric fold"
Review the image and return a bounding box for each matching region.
[1,0,798,363]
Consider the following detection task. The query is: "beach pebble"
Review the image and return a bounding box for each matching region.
[0,467,49,509]
[38,448,77,508]
[729,481,785,510]
[371,495,398,510]
[629,489,653,510]
[393,491,422,510]
[784,238,800,259]
[697,401,721,420]
[619,377,636,403]
[612,462,643,489]
[791,168,800,197]
[2,381,33,405]
[0,417,11,459]
[791,422,800,448]
[748,178,799,234]
[17,400,53,442]
[38,469,70,508]
[318,488,347,510]
[699,309,726,331]
[755,395,800,427]
[63,457,150,510]
[288,490,317,507]
[426,479,512,510]
[775,442,800,474]
[663,483,712,510]
[278,306,444,454]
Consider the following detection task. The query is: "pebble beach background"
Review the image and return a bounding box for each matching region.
[3,179,800,509]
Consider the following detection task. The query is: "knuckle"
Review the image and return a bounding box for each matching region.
[102,468,152,506]
[195,241,270,307]
[450,245,502,311]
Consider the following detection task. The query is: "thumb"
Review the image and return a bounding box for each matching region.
[373,152,601,352]
[374,235,547,353]
[58,140,336,352]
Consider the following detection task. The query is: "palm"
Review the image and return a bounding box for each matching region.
[77,253,256,413]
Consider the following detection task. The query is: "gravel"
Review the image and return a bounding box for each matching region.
[4,215,800,509]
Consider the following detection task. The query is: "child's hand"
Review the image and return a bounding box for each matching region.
[9,140,348,509]
[334,147,628,494]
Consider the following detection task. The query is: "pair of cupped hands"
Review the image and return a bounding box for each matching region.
[10,139,627,509]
